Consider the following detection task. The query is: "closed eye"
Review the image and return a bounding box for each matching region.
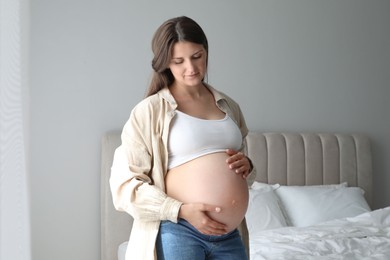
[192,50,204,59]
[172,58,183,64]
[192,54,202,59]
[171,50,204,64]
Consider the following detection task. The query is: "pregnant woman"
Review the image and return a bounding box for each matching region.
[110,16,256,260]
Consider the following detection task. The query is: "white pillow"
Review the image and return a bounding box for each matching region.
[312,182,348,188]
[246,182,287,236]
[275,185,371,227]
[251,181,280,191]
[118,241,127,260]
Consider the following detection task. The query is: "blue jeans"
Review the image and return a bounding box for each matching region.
[156,219,248,260]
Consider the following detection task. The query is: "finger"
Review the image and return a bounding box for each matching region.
[200,227,226,236]
[198,215,227,235]
[199,203,222,213]
[211,223,227,233]
[203,220,227,235]
[229,159,246,171]
[226,151,244,164]
[225,149,238,156]
[205,226,227,235]
[198,210,226,228]
[243,171,251,179]
[234,165,247,175]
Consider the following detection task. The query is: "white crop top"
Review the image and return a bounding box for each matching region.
[168,110,242,169]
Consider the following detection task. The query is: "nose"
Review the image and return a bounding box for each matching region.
[184,60,196,73]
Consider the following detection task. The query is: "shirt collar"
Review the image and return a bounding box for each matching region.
[158,87,177,108]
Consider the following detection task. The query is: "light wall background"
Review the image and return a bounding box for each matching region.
[30,0,390,259]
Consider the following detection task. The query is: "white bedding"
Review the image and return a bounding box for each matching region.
[250,207,390,260]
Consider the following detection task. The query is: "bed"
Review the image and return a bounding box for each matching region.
[101,131,390,260]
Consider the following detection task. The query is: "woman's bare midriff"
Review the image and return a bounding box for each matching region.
[166,152,249,232]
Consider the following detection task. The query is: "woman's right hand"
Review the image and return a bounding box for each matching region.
[178,203,228,235]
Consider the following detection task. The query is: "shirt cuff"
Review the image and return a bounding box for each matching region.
[160,196,183,223]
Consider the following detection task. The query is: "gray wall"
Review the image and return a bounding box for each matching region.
[30,0,390,259]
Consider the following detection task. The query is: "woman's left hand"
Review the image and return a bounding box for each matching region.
[225,149,251,179]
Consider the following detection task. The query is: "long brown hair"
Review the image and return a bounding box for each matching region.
[145,16,209,97]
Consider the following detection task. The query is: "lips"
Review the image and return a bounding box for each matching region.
[186,73,200,78]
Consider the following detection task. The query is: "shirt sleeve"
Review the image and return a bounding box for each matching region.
[225,97,257,187]
[239,119,257,187]
[109,106,182,223]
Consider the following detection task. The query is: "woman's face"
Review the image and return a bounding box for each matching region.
[168,41,207,88]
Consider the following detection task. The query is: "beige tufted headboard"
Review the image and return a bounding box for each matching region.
[101,131,372,260]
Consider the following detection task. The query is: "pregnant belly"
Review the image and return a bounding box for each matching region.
[165,152,249,232]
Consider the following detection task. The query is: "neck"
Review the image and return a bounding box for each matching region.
[170,83,208,100]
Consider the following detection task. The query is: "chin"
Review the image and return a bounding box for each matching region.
[185,78,203,87]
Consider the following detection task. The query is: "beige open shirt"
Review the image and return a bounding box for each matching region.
[110,84,256,260]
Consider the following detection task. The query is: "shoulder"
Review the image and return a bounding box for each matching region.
[206,84,248,135]
[130,90,167,117]
[122,93,164,142]
[135,92,160,109]
[125,88,175,132]
[220,92,240,109]
[207,84,241,111]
